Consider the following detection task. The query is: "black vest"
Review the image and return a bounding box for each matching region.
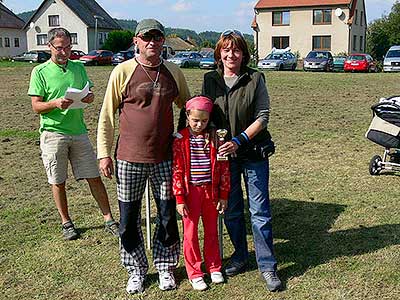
[202,67,272,159]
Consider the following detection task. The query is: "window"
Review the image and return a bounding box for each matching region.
[0,38,3,48]
[48,15,60,27]
[70,33,78,45]
[272,11,290,26]
[98,32,104,45]
[14,38,20,47]
[37,34,47,45]
[355,10,358,25]
[313,9,332,24]
[312,36,331,50]
[360,36,363,52]
[353,35,357,51]
[5,37,10,47]
[272,36,289,49]
[360,11,363,26]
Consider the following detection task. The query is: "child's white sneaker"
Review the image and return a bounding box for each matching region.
[190,277,208,291]
[211,271,224,284]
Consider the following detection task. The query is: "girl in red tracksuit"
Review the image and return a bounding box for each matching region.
[172,95,230,291]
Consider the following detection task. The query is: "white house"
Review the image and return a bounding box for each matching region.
[253,0,367,59]
[0,2,27,57]
[23,0,121,53]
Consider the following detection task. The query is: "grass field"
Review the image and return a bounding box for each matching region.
[0,62,399,300]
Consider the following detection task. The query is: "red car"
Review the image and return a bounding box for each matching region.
[344,53,378,72]
[79,50,113,65]
[69,50,86,60]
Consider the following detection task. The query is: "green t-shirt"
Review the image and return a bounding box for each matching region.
[28,59,93,135]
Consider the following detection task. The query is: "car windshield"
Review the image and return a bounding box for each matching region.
[386,50,400,58]
[206,52,214,58]
[307,52,329,59]
[87,50,100,56]
[25,53,38,58]
[174,53,190,58]
[334,57,346,62]
[265,53,283,60]
[348,55,366,60]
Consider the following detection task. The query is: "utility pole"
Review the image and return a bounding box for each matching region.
[93,15,104,50]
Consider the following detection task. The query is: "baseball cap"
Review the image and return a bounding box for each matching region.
[135,19,165,36]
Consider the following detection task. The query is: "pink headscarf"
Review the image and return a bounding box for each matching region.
[185,96,213,113]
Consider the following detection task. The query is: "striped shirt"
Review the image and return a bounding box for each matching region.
[189,134,211,184]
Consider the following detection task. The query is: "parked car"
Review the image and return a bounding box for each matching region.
[333,56,346,72]
[303,50,333,71]
[112,50,134,65]
[69,50,86,60]
[79,50,113,65]
[12,50,51,63]
[383,45,400,72]
[131,44,174,60]
[167,51,202,68]
[344,53,377,72]
[162,45,175,60]
[199,52,216,69]
[258,48,297,70]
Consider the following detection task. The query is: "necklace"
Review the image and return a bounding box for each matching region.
[137,59,161,88]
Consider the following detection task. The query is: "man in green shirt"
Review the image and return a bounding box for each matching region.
[28,27,118,240]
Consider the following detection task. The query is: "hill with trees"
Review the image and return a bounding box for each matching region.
[16,10,35,22]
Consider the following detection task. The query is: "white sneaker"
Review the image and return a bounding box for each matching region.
[190,277,208,291]
[159,271,176,290]
[211,271,224,284]
[126,274,145,294]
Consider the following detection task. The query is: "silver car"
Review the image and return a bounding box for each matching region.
[258,51,297,71]
[167,51,202,68]
[383,45,400,72]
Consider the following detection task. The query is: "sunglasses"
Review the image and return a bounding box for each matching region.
[220,29,244,38]
[138,34,164,42]
[50,42,72,52]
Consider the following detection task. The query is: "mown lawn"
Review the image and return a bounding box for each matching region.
[0,62,399,300]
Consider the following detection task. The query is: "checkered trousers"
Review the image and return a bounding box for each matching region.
[117,159,180,276]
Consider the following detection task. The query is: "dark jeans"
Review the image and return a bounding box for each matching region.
[224,159,277,272]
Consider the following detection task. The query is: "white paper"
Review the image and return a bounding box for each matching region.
[64,82,90,109]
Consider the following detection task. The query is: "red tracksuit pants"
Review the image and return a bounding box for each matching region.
[182,184,221,279]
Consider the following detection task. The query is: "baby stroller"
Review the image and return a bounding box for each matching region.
[366,95,400,175]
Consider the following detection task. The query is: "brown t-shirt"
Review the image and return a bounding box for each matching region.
[116,63,179,163]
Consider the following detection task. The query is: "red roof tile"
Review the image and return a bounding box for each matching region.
[255,0,352,9]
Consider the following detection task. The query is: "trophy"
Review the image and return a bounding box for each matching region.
[216,129,228,161]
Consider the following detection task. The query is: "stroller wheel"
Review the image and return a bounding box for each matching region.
[369,155,382,175]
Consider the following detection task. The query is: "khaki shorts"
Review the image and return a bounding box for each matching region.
[40,131,100,184]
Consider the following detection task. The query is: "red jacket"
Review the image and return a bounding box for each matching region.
[172,127,230,205]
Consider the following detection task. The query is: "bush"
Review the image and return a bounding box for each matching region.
[102,30,134,53]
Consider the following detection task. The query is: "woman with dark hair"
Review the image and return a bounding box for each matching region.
[202,30,282,292]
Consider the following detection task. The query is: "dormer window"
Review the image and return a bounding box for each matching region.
[48,15,60,27]
[272,11,290,26]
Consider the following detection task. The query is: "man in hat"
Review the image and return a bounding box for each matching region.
[97,19,190,294]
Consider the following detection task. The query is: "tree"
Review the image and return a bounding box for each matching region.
[367,2,400,59]
[367,18,390,60]
[102,30,134,53]
[200,40,213,48]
